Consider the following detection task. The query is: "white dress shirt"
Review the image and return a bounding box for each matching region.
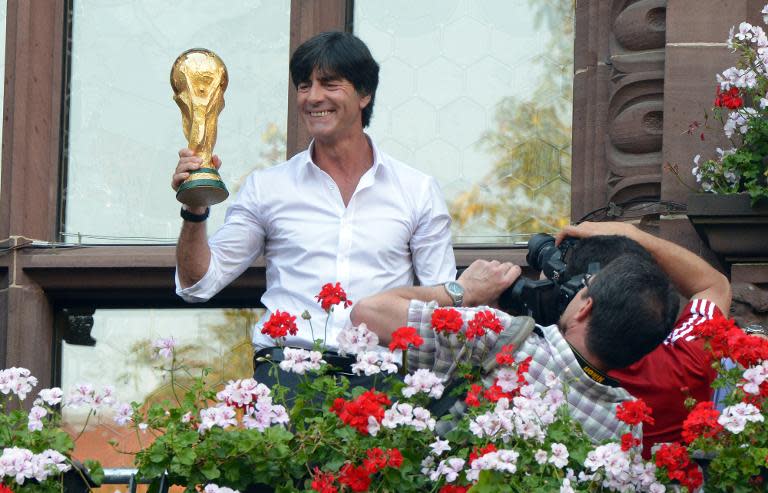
[176,138,457,349]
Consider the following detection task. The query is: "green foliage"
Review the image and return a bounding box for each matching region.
[450,0,574,238]
[690,25,768,204]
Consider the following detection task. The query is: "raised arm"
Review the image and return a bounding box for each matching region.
[351,260,520,344]
[174,156,267,302]
[556,221,731,314]
[174,148,217,288]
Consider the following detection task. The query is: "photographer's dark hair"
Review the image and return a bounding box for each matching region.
[289,32,380,128]
[564,235,653,278]
[583,256,680,369]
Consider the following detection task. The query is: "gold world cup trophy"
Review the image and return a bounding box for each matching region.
[171,48,229,206]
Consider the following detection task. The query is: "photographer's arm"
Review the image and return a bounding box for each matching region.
[556,222,731,314]
[351,260,520,344]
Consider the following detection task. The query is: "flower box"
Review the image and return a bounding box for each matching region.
[686,192,768,265]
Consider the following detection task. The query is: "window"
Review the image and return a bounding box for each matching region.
[62,0,290,243]
[354,0,574,242]
[61,308,260,467]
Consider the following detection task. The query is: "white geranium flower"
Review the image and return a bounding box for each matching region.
[36,387,63,406]
[336,323,378,356]
[430,439,451,456]
[402,369,444,399]
[278,348,324,375]
[113,402,133,426]
[549,443,569,469]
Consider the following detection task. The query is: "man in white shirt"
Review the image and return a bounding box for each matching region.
[172,32,457,354]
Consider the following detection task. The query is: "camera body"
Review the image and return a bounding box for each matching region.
[498,233,591,326]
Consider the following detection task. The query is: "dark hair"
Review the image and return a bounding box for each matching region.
[583,256,680,369]
[564,235,653,278]
[289,32,380,128]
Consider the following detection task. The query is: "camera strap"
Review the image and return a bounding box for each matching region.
[567,343,620,388]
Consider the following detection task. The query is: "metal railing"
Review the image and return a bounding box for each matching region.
[101,469,169,493]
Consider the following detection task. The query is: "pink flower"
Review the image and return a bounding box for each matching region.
[152,337,177,359]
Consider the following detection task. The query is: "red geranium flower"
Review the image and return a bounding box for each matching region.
[655,442,690,471]
[386,448,403,468]
[693,315,741,360]
[338,464,371,493]
[330,389,391,435]
[714,86,743,109]
[466,310,504,340]
[729,330,768,367]
[469,443,497,465]
[261,310,298,339]
[0,484,13,493]
[483,384,512,403]
[616,398,655,426]
[316,282,352,312]
[495,344,516,366]
[681,401,723,444]
[654,441,704,491]
[620,432,641,452]
[516,355,532,381]
[363,447,387,474]
[465,384,483,407]
[388,326,424,351]
[439,486,470,493]
[432,307,463,334]
[310,468,337,493]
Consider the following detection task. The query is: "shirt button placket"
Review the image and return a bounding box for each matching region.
[337,210,352,287]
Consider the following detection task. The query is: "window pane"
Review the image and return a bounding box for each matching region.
[63,1,290,244]
[354,0,574,243]
[0,1,6,193]
[60,308,261,468]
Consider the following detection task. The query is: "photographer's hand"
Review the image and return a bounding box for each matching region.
[555,221,731,315]
[458,260,521,306]
[554,221,634,245]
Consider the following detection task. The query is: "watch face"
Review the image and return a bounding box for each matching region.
[446,281,464,297]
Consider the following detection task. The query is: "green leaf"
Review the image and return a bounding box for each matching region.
[200,462,221,480]
[84,460,105,485]
[469,470,511,493]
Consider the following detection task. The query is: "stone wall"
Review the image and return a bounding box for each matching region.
[574,0,768,328]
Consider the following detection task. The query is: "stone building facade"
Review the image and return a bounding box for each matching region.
[0,0,766,388]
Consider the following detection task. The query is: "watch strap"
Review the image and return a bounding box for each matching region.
[180,206,210,222]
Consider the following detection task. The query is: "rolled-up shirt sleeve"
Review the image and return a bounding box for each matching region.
[175,173,266,303]
[410,177,457,285]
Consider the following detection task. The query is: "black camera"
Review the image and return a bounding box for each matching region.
[497,233,592,326]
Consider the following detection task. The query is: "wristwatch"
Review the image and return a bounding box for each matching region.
[180,206,210,222]
[443,281,465,307]
[744,324,768,337]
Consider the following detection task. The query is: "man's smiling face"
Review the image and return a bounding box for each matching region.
[297,68,371,144]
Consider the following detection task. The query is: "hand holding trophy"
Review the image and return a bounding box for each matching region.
[171,48,229,207]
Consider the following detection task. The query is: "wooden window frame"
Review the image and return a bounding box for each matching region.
[0,0,530,387]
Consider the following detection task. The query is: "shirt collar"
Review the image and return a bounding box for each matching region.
[303,134,385,177]
[539,323,629,396]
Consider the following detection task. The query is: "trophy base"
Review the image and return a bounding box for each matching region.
[176,179,229,207]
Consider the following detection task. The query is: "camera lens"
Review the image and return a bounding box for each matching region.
[526,233,557,271]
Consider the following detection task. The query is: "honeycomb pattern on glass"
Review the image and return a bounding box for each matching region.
[63,0,290,244]
[355,0,574,242]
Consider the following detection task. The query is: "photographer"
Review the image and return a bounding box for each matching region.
[351,223,681,443]
[558,222,731,457]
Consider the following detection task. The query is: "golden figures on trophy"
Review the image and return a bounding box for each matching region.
[171,48,229,206]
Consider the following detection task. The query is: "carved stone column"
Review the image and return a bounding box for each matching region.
[573,0,667,223]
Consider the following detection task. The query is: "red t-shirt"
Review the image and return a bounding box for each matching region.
[608,299,721,458]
